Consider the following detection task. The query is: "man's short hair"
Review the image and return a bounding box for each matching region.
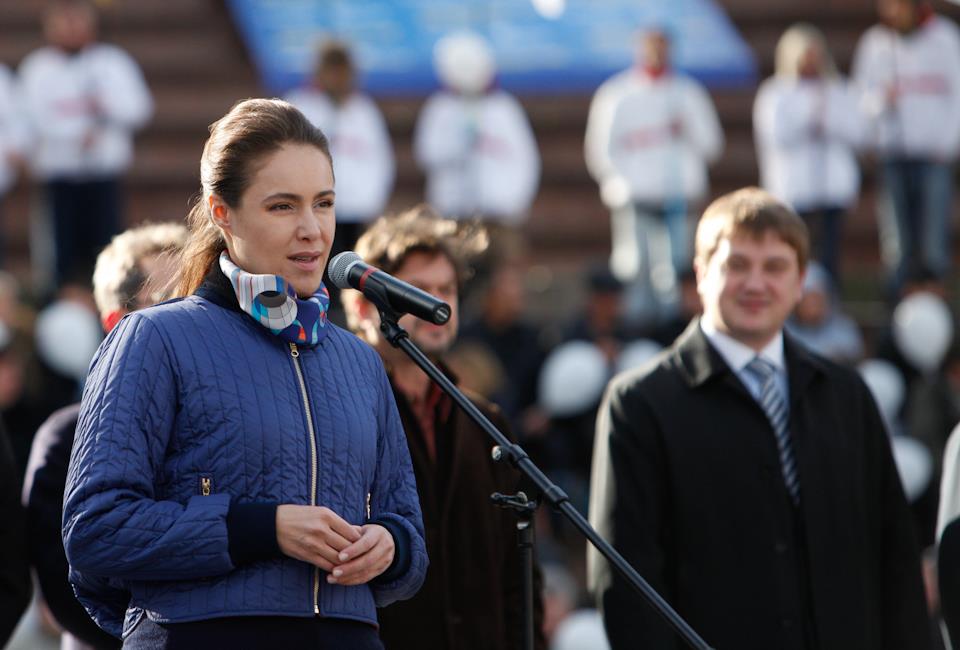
[343,204,487,333]
[92,222,188,318]
[694,187,809,270]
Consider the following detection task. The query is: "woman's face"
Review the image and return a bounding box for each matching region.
[215,143,336,297]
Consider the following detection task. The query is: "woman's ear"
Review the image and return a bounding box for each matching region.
[209,195,231,233]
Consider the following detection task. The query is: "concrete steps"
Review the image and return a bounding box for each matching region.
[1,0,958,314]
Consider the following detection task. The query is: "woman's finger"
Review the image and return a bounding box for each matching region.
[328,526,395,585]
[336,528,379,562]
[320,509,363,543]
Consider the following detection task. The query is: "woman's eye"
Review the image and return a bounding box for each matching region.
[269,203,293,212]
[315,199,334,209]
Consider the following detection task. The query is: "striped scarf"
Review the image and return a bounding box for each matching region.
[219,252,330,346]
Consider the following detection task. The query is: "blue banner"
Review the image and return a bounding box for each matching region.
[228,0,757,96]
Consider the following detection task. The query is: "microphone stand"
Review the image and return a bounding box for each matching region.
[490,489,537,650]
[377,308,714,650]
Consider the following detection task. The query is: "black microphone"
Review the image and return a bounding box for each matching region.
[328,251,451,325]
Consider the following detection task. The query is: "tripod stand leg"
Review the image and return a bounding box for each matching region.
[518,517,534,650]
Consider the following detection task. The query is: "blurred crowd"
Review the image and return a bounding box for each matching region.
[2,0,960,648]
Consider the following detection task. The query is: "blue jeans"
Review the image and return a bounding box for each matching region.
[878,158,953,289]
[609,200,691,325]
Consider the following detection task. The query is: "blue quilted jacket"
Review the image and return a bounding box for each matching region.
[62,285,427,638]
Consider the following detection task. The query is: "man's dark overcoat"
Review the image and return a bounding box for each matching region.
[589,321,930,650]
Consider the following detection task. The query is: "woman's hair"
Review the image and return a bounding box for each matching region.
[774,23,837,79]
[174,98,332,297]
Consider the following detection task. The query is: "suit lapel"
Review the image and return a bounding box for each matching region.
[783,336,827,412]
[782,336,828,483]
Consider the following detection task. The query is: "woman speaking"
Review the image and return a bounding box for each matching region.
[63,98,426,649]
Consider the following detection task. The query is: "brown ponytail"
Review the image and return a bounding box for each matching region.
[173,198,226,297]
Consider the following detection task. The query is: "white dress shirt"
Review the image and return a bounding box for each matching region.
[700,319,789,405]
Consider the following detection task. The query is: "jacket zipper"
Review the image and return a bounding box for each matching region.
[289,342,320,615]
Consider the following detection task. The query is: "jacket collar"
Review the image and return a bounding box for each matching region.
[673,317,828,405]
[673,319,722,387]
[194,262,242,313]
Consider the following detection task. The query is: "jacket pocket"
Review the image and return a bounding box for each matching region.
[198,473,213,496]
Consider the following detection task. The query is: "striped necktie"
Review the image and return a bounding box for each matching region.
[746,356,800,504]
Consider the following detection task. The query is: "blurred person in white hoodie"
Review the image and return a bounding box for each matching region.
[414,31,540,227]
[18,0,152,289]
[852,0,960,291]
[285,39,394,255]
[585,28,724,323]
[754,24,863,283]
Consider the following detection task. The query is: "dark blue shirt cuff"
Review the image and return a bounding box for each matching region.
[368,518,411,584]
[226,501,280,566]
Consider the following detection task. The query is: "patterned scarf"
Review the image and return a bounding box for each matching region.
[219,252,330,346]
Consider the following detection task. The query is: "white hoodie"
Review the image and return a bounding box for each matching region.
[584,69,724,209]
[414,89,540,222]
[18,43,152,179]
[753,77,863,211]
[852,15,960,159]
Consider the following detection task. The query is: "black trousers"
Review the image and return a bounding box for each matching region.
[46,177,122,287]
[123,614,385,650]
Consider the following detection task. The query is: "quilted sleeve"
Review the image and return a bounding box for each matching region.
[67,569,127,640]
[63,313,235,583]
[367,358,427,606]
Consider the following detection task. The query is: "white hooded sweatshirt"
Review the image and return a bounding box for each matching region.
[852,15,960,159]
[584,69,723,209]
[754,76,863,211]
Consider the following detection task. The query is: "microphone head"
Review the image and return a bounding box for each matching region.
[328,251,362,290]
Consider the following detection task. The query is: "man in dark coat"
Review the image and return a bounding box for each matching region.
[588,187,931,650]
[343,205,544,650]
